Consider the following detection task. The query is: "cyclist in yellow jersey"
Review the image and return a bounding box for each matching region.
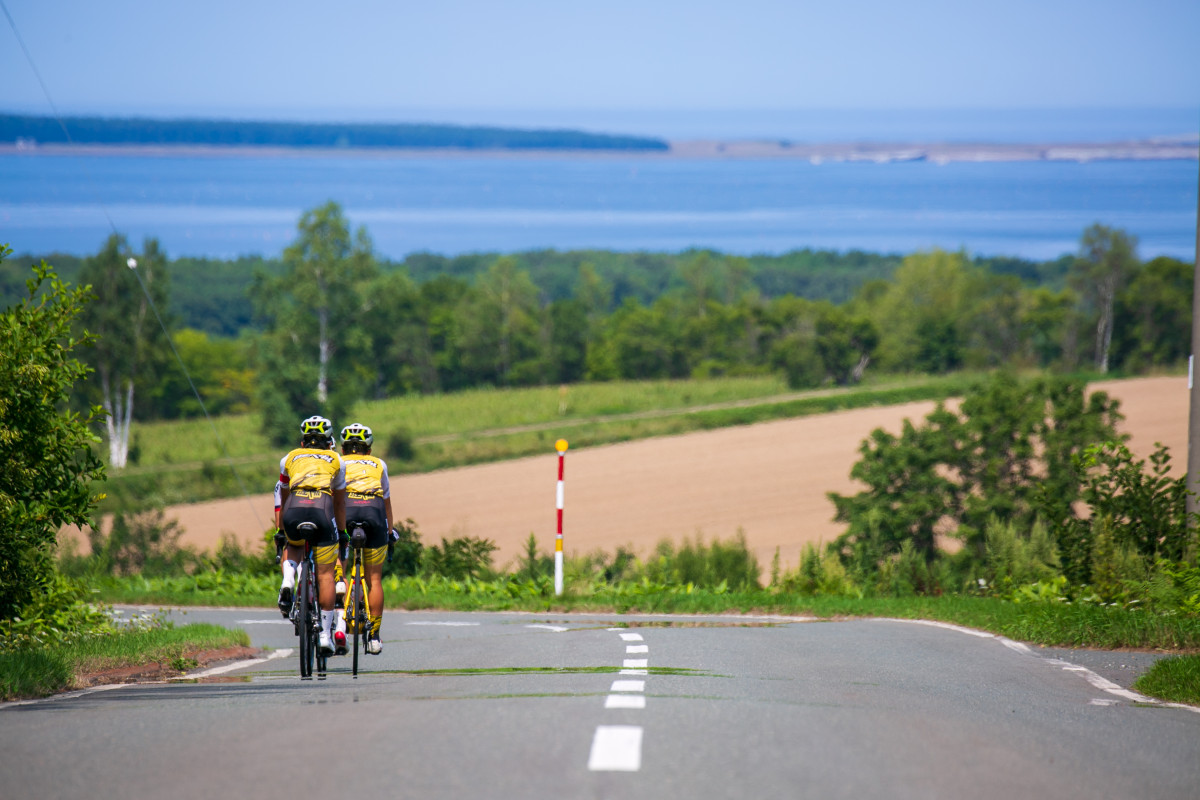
[277,415,348,656]
[340,422,394,655]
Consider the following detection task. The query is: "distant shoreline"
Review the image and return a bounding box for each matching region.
[2,138,1196,163]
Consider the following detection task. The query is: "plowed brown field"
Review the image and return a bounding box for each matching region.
[89,376,1189,571]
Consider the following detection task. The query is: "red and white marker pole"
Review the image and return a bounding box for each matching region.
[554,438,568,596]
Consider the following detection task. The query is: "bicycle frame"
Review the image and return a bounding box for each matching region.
[343,522,372,678]
[280,523,327,680]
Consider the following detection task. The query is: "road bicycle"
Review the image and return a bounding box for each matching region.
[341,522,397,677]
[343,522,371,678]
[276,522,327,680]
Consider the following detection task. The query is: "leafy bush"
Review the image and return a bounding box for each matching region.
[640,532,760,590]
[830,372,1121,578]
[385,428,416,463]
[0,251,107,619]
[778,542,861,597]
[422,535,498,581]
[80,508,203,577]
[1049,442,1196,585]
[0,574,114,653]
[981,516,1062,593]
[516,533,554,582]
[383,518,424,578]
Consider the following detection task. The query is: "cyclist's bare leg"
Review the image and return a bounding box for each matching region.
[317,562,336,611]
[366,563,384,629]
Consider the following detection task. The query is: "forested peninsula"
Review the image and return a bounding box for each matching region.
[0,114,670,151]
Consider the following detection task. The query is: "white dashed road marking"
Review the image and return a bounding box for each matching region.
[619,633,644,642]
[611,680,645,693]
[626,644,649,653]
[624,659,648,669]
[588,726,643,772]
[605,694,647,709]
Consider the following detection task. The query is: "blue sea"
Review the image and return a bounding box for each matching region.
[1,146,1197,262]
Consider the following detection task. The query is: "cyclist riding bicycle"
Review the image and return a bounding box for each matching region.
[277,415,349,656]
[340,422,395,655]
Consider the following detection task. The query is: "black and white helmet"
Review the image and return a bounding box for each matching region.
[300,415,334,445]
[341,422,373,448]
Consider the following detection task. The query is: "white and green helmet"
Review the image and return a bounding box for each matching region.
[300,415,334,443]
[341,422,373,448]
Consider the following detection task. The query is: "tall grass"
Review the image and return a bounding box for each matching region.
[1133,656,1200,704]
[0,623,249,700]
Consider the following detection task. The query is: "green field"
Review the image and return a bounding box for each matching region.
[106,372,980,509]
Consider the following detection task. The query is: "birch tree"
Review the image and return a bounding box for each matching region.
[253,202,376,445]
[1070,224,1139,374]
[76,234,169,468]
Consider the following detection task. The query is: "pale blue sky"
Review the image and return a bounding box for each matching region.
[2,0,1198,137]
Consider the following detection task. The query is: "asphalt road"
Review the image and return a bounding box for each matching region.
[2,607,1198,799]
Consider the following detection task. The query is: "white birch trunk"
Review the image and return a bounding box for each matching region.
[318,304,329,403]
[100,372,134,469]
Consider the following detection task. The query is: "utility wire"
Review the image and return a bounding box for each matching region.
[2,0,267,531]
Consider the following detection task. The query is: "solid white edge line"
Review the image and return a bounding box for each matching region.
[0,649,292,709]
[588,725,643,771]
[605,694,647,709]
[526,624,569,632]
[171,648,291,680]
[0,682,129,709]
[876,617,1200,714]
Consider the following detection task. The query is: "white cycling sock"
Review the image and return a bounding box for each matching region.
[281,560,296,590]
[335,611,347,636]
[321,609,336,636]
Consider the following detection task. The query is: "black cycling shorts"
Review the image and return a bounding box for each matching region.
[345,496,388,549]
[281,490,338,547]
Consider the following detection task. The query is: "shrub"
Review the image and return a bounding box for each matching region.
[383,518,423,578]
[1058,442,1197,579]
[385,428,416,463]
[0,574,114,653]
[422,535,498,581]
[84,508,203,577]
[643,532,760,590]
[779,542,860,597]
[981,516,1062,592]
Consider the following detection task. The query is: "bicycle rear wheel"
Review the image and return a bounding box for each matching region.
[298,563,313,679]
[351,576,362,678]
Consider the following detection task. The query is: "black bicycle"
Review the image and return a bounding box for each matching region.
[276,522,327,680]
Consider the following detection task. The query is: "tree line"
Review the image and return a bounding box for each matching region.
[1,114,669,151]
[5,201,1189,461]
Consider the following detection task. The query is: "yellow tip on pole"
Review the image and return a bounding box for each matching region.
[555,438,569,453]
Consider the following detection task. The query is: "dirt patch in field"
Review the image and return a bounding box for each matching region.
[73,646,259,688]
[90,375,1188,572]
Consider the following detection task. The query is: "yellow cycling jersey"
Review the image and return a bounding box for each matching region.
[279,448,347,495]
[341,454,391,499]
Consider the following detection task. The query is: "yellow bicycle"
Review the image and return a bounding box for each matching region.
[342,522,371,678]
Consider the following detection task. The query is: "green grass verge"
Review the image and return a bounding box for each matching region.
[0,623,251,701]
[1133,655,1200,705]
[91,572,1200,653]
[102,372,978,510]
